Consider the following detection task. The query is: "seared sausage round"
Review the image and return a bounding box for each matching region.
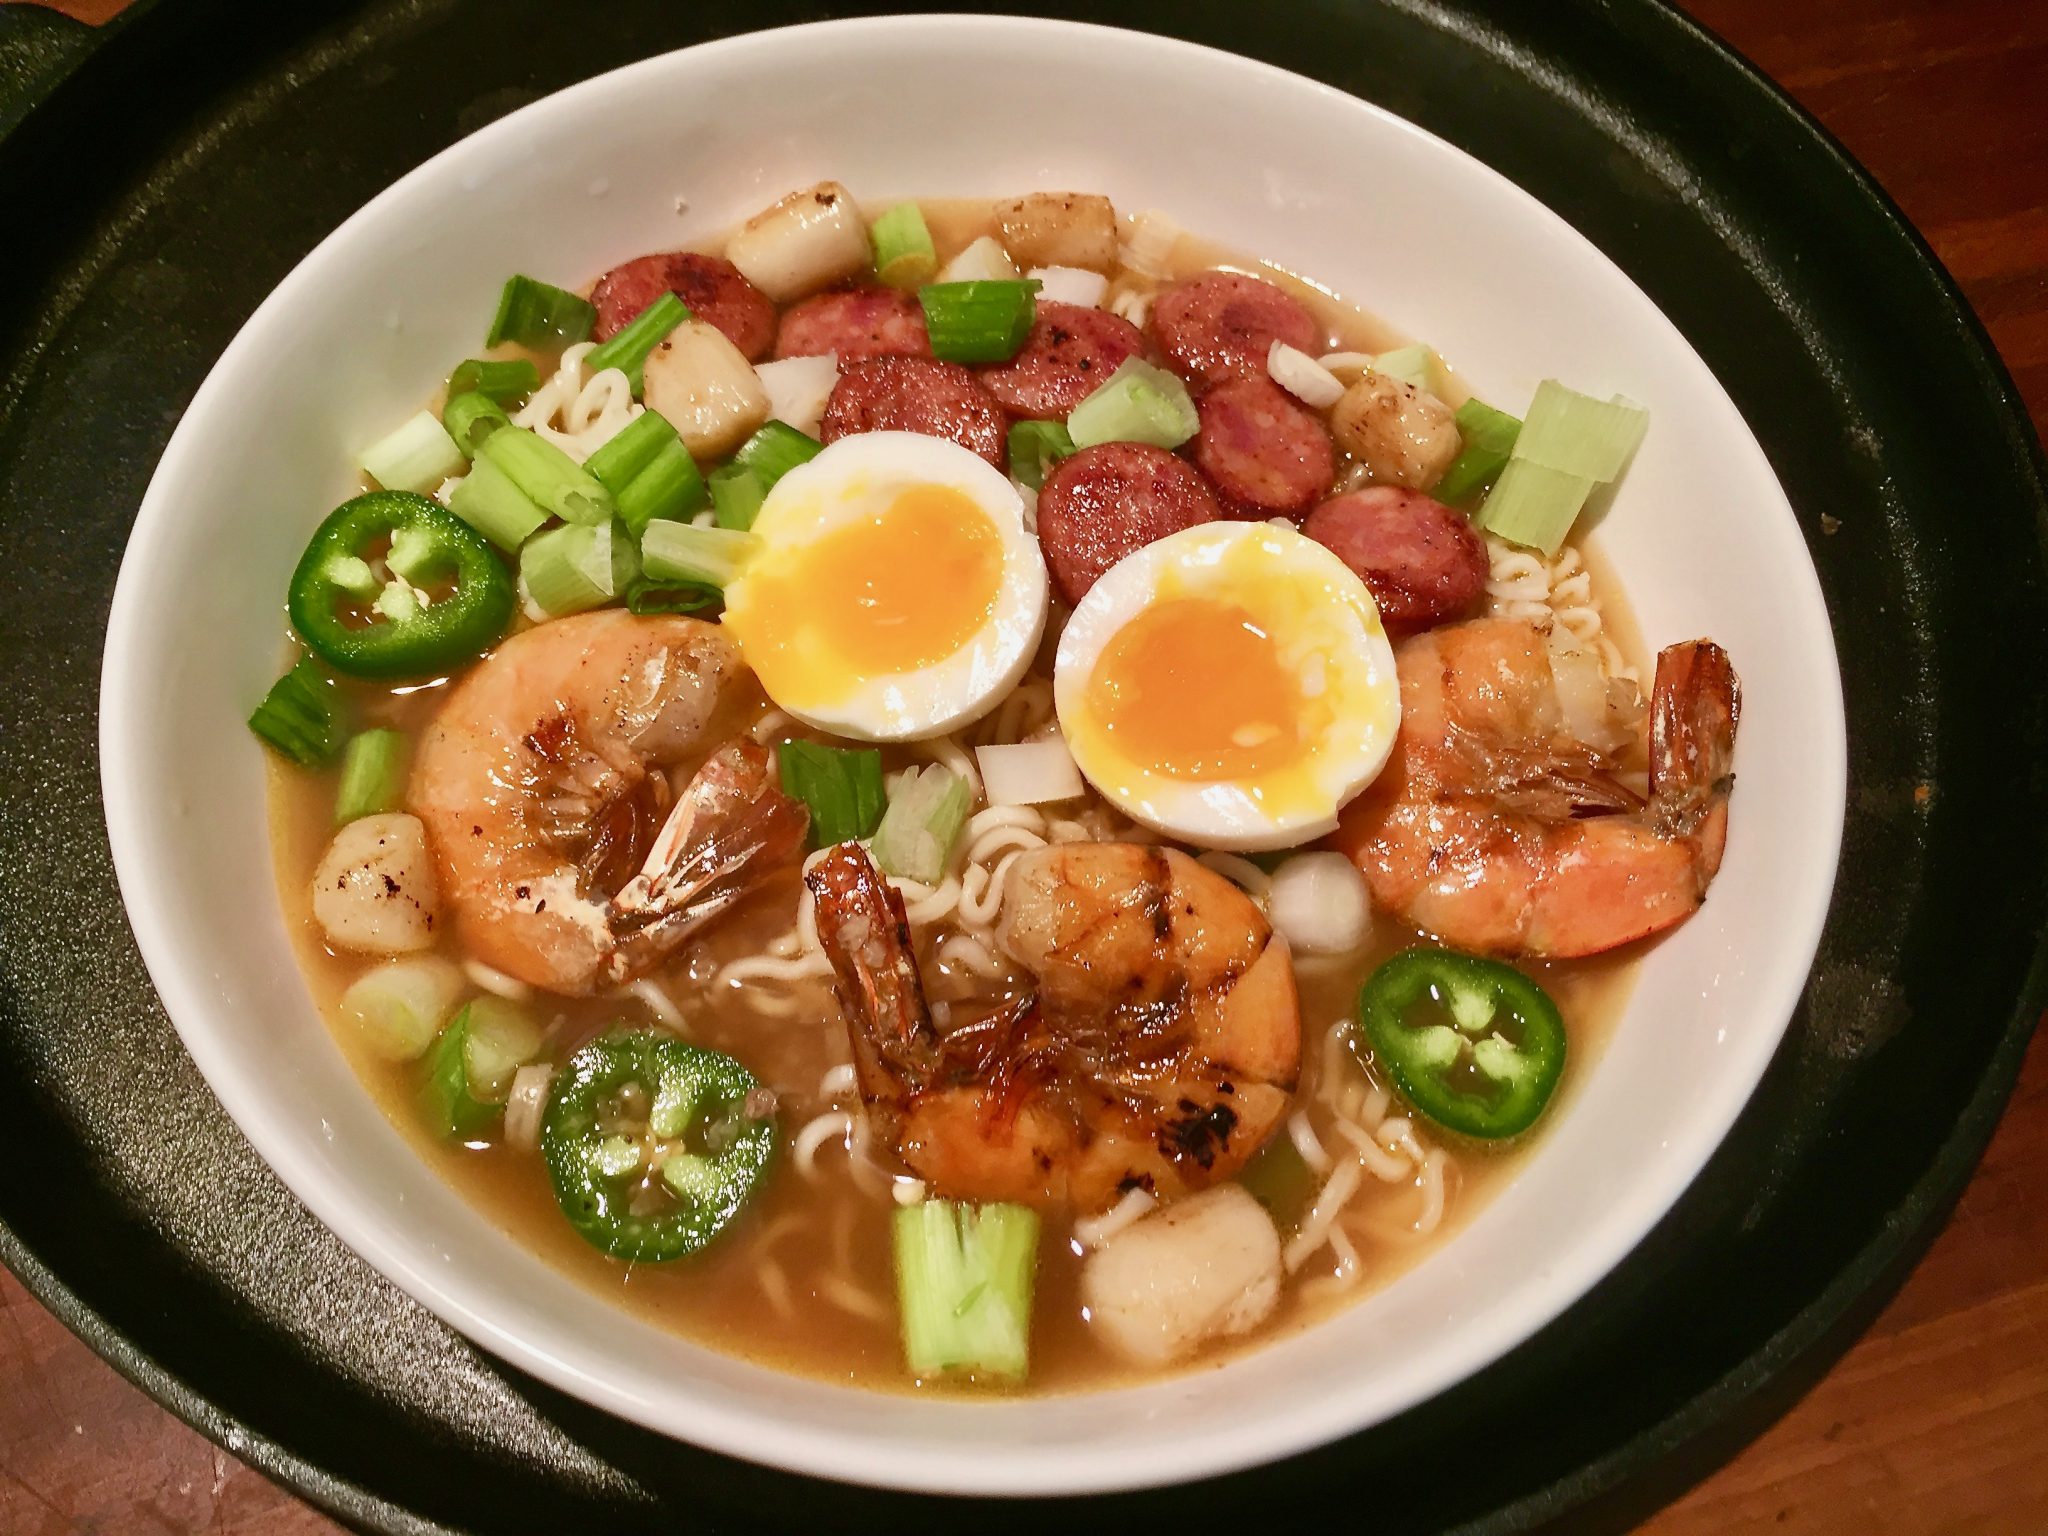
[1302,487,1489,630]
[1149,270,1321,386]
[775,288,931,362]
[590,252,776,361]
[1036,442,1223,606]
[820,357,1006,466]
[1192,376,1334,520]
[978,301,1147,419]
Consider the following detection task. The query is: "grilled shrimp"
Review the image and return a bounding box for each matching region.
[807,841,1300,1211]
[412,610,808,994]
[1333,616,1739,958]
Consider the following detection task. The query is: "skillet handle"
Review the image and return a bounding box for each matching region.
[0,3,104,141]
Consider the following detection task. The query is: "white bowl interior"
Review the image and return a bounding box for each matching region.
[101,16,1845,1496]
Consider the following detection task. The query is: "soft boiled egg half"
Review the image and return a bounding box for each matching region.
[721,432,1048,741]
[1055,521,1402,850]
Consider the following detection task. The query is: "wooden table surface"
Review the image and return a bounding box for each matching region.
[2,0,2044,1531]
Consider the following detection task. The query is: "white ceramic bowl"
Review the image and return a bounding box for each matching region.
[100,15,1846,1496]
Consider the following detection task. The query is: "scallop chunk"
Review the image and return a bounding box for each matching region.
[995,192,1120,273]
[643,320,770,460]
[312,812,440,955]
[1080,1184,1283,1365]
[1330,370,1462,489]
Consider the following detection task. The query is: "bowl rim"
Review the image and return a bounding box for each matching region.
[97,12,1848,1495]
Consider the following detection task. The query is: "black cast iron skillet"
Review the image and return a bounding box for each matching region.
[0,1,2042,1531]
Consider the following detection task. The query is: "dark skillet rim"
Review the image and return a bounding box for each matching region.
[1,0,2044,1531]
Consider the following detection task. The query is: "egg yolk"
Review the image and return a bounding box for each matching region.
[739,483,1003,684]
[1087,597,1306,779]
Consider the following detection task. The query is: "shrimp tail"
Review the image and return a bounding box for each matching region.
[806,843,939,1120]
[1648,640,1740,840]
[604,739,809,981]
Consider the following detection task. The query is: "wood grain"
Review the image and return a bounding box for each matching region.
[1,0,2044,1531]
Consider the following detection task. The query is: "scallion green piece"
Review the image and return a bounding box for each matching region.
[893,1200,1039,1382]
[247,656,339,767]
[584,292,690,394]
[520,519,639,617]
[443,391,512,457]
[616,440,706,537]
[708,464,767,531]
[458,995,543,1102]
[871,202,939,289]
[584,410,677,497]
[1473,458,1597,555]
[446,453,548,552]
[918,279,1041,363]
[360,410,467,495]
[334,728,408,824]
[447,357,541,406]
[1433,398,1523,507]
[638,520,758,589]
[475,425,615,527]
[1369,344,1440,392]
[1006,420,1075,490]
[872,765,972,885]
[485,274,595,350]
[777,740,886,848]
[732,419,823,491]
[1066,358,1199,451]
[1511,381,1649,481]
[624,577,722,616]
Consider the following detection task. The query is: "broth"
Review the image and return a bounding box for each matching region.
[267,195,1648,1393]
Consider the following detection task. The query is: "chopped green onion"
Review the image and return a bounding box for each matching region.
[485,274,594,350]
[1434,398,1523,506]
[446,453,548,551]
[338,956,462,1064]
[1473,458,1598,555]
[1006,420,1075,490]
[420,1003,507,1139]
[584,410,677,497]
[475,425,615,526]
[893,1200,1039,1382]
[871,202,939,289]
[872,765,972,885]
[585,292,690,394]
[333,728,408,824]
[1369,344,1440,392]
[1066,358,1199,451]
[1511,381,1649,481]
[639,520,758,589]
[732,419,823,491]
[447,357,541,405]
[248,656,338,767]
[708,464,767,531]
[360,410,467,495]
[616,440,707,538]
[777,740,886,848]
[624,577,722,616]
[443,391,512,457]
[520,519,639,617]
[459,996,543,1102]
[918,279,1041,363]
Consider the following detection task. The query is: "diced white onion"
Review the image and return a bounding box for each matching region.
[504,1064,554,1152]
[724,181,870,302]
[938,234,1020,284]
[975,737,1085,806]
[1317,351,1377,382]
[1027,265,1109,308]
[1119,209,1187,278]
[753,352,839,438]
[1267,341,1346,410]
[1266,851,1372,954]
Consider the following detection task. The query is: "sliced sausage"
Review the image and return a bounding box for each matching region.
[1192,376,1334,520]
[821,357,1006,466]
[977,301,1146,419]
[1036,442,1222,606]
[1303,487,1488,630]
[590,252,776,361]
[1149,270,1321,386]
[774,288,931,362]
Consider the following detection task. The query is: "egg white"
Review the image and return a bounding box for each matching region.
[722,432,1048,741]
[1054,521,1402,850]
